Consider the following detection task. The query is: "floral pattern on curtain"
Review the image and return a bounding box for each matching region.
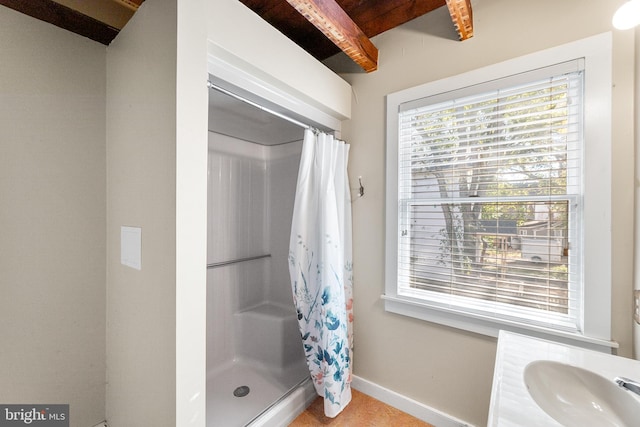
[289,129,353,418]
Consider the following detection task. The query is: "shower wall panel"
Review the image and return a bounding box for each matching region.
[207,132,270,371]
[206,131,303,375]
[207,133,269,267]
[267,141,303,307]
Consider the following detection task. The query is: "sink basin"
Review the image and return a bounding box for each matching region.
[523,360,640,427]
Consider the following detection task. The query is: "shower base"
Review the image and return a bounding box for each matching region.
[206,358,310,426]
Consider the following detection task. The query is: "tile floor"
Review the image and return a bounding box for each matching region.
[289,389,434,426]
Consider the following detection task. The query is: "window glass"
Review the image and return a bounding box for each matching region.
[396,70,582,330]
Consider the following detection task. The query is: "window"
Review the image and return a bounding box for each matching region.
[385,34,613,350]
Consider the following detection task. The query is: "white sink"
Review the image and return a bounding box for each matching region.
[523,360,640,427]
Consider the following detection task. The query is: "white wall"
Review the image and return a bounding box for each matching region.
[336,0,635,425]
[0,7,106,427]
[105,0,178,425]
[175,0,208,424]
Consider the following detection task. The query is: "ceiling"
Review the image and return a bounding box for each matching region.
[0,0,473,72]
[239,0,448,61]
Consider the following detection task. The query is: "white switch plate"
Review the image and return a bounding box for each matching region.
[121,226,142,270]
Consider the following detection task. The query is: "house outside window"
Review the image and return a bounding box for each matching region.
[384,33,614,350]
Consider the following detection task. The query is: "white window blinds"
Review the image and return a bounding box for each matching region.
[396,62,584,331]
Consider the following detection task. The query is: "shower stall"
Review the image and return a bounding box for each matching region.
[206,84,316,426]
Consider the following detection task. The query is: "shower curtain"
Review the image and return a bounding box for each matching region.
[289,128,353,418]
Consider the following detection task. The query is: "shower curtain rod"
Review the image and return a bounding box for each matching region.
[207,80,316,131]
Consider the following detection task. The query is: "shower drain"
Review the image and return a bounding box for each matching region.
[233,385,250,397]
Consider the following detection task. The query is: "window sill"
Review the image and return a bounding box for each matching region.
[381,294,618,353]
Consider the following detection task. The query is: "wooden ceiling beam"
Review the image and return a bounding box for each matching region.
[113,0,145,11]
[351,0,446,37]
[0,0,119,44]
[284,0,378,72]
[445,0,473,41]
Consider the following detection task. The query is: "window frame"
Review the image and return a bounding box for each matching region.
[384,33,615,351]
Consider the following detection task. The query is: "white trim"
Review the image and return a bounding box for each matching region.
[207,41,343,132]
[351,376,476,427]
[382,295,618,352]
[385,32,613,347]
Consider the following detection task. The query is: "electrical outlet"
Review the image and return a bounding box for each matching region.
[634,290,640,324]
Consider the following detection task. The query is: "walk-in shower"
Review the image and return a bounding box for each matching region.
[206,84,315,426]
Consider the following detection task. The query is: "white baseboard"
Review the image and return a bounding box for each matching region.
[351,376,476,427]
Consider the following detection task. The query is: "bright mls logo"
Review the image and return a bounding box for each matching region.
[0,405,68,426]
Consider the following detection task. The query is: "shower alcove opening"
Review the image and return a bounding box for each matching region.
[206,80,328,426]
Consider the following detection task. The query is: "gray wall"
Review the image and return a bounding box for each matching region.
[105,0,178,425]
[334,0,636,425]
[0,6,106,427]
[636,17,640,361]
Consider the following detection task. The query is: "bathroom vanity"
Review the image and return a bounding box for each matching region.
[488,331,640,426]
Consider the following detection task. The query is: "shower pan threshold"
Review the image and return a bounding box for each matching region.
[207,358,310,427]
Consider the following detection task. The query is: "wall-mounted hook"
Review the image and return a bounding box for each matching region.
[358,177,364,197]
